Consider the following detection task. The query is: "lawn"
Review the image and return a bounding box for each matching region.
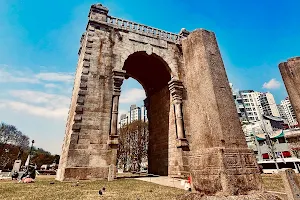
[0,174,290,200]
[0,176,187,200]
[261,174,285,193]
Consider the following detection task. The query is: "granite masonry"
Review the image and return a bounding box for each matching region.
[279,57,300,125]
[57,3,268,197]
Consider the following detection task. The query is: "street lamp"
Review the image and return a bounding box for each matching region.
[265,133,279,171]
[29,140,35,157]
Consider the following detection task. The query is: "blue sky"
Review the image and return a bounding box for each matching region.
[0,0,299,154]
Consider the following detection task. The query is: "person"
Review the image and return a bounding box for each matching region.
[11,171,19,180]
[19,164,36,183]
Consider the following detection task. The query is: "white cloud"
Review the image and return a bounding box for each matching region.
[0,65,73,121]
[9,90,70,108]
[0,90,71,120]
[44,83,59,88]
[120,88,146,104]
[35,72,74,83]
[0,101,69,120]
[0,66,74,84]
[263,78,281,89]
[0,67,39,83]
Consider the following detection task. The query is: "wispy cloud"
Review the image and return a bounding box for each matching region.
[0,90,71,120]
[0,67,40,83]
[35,72,74,83]
[120,88,146,104]
[0,100,69,120]
[262,78,281,90]
[44,83,59,88]
[0,65,74,84]
[9,90,70,108]
[0,65,74,120]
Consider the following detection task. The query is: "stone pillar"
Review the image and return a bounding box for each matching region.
[143,98,149,123]
[56,3,118,181]
[88,3,109,22]
[279,57,300,125]
[168,79,188,148]
[281,169,300,200]
[181,29,262,195]
[108,69,126,147]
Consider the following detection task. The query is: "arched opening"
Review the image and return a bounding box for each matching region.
[120,52,172,176]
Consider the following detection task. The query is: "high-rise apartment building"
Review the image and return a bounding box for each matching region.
[260,92,280,117]
[119,104,148,127]
[129,105,141,122]
[230,84,247,122]
[278,97,298,127]
[238,90,280,123]
[239,90,263,122]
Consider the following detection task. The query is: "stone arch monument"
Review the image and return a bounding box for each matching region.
[57,3,262,196]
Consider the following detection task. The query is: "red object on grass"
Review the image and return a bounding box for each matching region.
[187,176,191,184]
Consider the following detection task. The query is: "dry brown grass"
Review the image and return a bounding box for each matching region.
[0,174,293,200]
[0,175,186,200]
[261,174,285,193]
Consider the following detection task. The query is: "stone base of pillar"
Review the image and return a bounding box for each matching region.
[176,138,189,148]
[178,193,281,200]
[107,135,119,147]
[189,148,262,196]
[56,167,109,181]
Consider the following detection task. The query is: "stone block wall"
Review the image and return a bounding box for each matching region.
[180,29,262,195]
[148,86,170,175]
[279,57,300,124]
[57,22,118,181]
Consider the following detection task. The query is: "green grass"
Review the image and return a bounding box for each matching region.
[0,176,187,200]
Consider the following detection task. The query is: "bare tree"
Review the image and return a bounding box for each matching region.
[0,123,30,169]
[117,120,148,172]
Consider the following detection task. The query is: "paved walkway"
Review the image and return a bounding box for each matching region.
[134,176,185,189]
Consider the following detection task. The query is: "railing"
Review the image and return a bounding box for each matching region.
[106,16,183,44]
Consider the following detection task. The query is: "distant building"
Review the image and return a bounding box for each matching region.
[242,120,272,152]
[141,105,148,122]
[263,115,288,131]
[129,105,141,122]
[284,129,300,158]
[239,90,263,122]
[230,84,247,122]
[238,90,281,123]
[278,97,298,127]
[260,92,280,117]
[119,104,148,127]
[277,104,286,121]
[255,130,291,160]
[120,113,129,127]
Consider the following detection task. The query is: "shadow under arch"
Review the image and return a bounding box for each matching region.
[123,51,172,97]
[122,51,172,176]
